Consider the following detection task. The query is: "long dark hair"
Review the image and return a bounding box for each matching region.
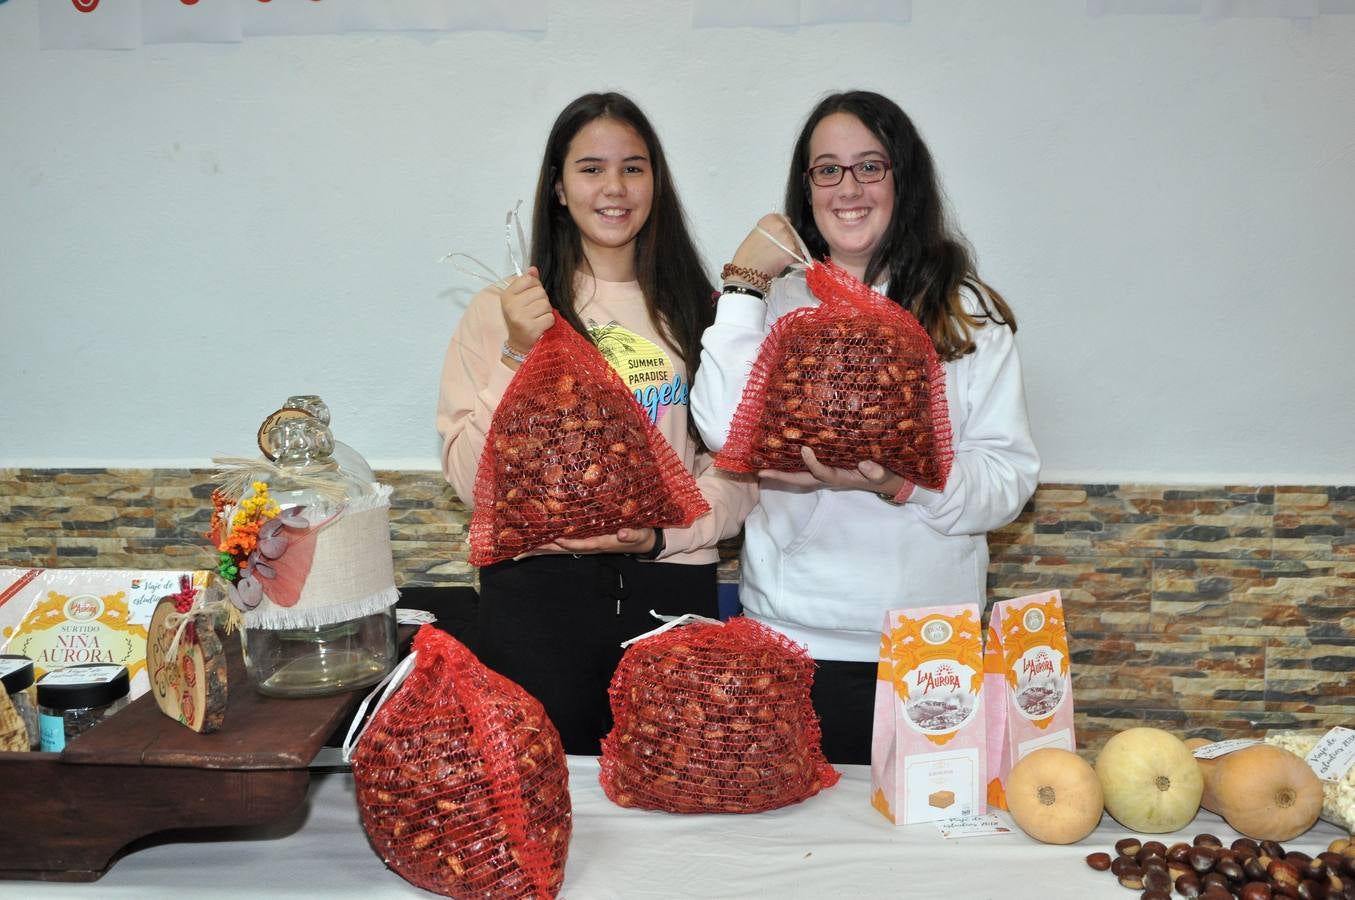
[530,93,713,439]
[784,91,1016,361]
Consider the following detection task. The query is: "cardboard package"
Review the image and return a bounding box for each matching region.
[871,603,986,824]
[983,590,1076,810]
[0,567,209,699]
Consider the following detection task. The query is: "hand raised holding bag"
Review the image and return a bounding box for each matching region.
[500,266,554,361]
[726,212,799,287]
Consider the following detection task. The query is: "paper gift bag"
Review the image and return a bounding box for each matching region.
[983,590,1077,811]
[871,603,986,824]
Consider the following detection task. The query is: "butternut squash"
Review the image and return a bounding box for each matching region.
[1193,742,1322,841]
[1005,748,1104,844]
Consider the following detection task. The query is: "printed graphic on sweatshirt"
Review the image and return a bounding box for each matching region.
[587,322,688,425]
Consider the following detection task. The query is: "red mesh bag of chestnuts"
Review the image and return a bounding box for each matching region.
[599,615,840,814]
[470,311,710,566]
[348,626,572,899]
[715,261,953,491]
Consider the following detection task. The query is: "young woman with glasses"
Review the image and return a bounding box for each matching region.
[690,90,1040,765]
[437,92,756,755]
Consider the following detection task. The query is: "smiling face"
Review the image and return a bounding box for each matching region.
[806,112,895,282]
[555,117,654,281]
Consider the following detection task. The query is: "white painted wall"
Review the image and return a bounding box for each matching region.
[2,1,1352,483]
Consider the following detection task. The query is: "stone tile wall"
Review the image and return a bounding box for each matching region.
[2,469,1349,755]
[989,485,1353,755]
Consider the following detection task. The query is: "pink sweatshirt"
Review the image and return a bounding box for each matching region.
[436,274,756,565]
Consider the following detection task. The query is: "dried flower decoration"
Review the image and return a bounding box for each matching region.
[206,481,300,613]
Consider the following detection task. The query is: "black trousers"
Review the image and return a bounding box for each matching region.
[810,658,878,766]
[477,554,718,756]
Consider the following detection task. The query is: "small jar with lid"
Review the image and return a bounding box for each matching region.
[36,664,131,752]
[1,654,39,750]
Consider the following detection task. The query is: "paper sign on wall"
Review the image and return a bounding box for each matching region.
[142,0,243,44]
[39,0,140,51]
[1087,0,1203,12]
[338,0,547,32]
[241,0,349,37]
[801,0,912,25]
[692,0,799,28]
[41,0,550,48]
[694,0,911,27]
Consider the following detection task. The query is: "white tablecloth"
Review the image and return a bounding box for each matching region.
[9,756,1348,899]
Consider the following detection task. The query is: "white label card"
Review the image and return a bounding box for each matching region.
[1305,727,1355,782]
[0,657,31,679]
[39,665,123,685]
[1191,739,1261,759]
[934,814,1014,839]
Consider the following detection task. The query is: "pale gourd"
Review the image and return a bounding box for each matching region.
[1005,748,1104,844]
[1095,727,1203,833]
[1195,744,1322,841]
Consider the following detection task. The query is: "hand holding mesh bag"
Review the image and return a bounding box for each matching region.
[714,225,953,491]
[348,626,572,898]
[600,615,840,814]
[470,311,709,566]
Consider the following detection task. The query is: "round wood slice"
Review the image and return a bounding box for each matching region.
[146,597,227,733]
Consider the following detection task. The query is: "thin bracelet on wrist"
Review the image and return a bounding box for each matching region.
[720,283,765,301]
[501,341,529,364]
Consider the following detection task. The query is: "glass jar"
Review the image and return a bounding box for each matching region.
[1,654,39,751]
[281,394,376,484]
[239,414,396,698]
[36,663,130,752]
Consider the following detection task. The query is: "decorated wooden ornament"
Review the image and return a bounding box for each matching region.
[146,577,229,733]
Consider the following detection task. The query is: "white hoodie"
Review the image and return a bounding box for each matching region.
[690,271,1040,661]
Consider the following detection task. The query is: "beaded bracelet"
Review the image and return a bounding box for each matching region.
[501,341,529,364]
[720,263,772,293]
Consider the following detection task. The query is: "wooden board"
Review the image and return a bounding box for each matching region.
[0,756,309,882]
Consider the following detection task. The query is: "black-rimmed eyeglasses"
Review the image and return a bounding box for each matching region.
[805,159,892,187]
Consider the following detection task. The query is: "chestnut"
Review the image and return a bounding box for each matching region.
[1176,870,1203,898]
[1117,837,1144,857]
[1191,845,1219,874]
[1086,852,1112,871]
[1216,859,1245,884]
[1298,879,1330,900]
[1271,859,1303,890]
[1118,864,1145,890]
[1143,867,1172,893]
